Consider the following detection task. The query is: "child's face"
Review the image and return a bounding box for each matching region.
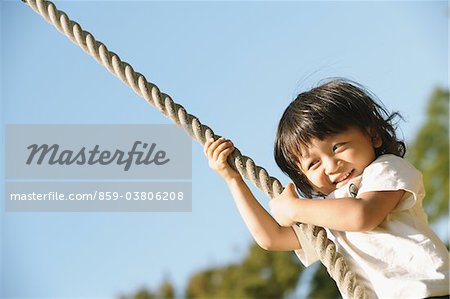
[297,126,382,195]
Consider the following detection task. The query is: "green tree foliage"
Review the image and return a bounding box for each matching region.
[119,288,155,299]
[185,243,303,298]
[407,87,449,222]
[158,279,176,299]
[308,264,340,299]
[119,278,175,299]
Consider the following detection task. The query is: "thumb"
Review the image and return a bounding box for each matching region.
[284,183,298,197]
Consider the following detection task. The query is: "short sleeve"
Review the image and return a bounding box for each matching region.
[291,224,319,266]
[358,155,425,212]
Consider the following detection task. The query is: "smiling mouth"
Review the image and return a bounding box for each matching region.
[334,169,354,186]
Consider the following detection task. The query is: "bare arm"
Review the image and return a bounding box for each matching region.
[271,183,405,231]
[204,137,301,251]
[225,176,300,250]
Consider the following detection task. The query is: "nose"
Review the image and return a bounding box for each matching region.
[324,156,341,175]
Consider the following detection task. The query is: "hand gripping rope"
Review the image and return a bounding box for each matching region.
[21,1,367,297]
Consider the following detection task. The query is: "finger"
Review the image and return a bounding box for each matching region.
[203,138,214,155]
[217,145,234,162]
[207,137,226,158]
[204,137,221,154]
[210,138,228,160]
[213,140,232,161]
[286,183,299,197]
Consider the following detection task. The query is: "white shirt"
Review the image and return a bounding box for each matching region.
[292,154,450,299]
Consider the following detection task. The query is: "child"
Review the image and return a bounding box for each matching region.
[203,78,449,299]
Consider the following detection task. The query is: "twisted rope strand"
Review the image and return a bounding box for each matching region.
[21,1,366,297]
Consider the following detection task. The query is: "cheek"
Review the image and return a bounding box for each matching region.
[308,171,328,186]
[305,171,334,195]
[343,147,358,159]
[348,145,375,167]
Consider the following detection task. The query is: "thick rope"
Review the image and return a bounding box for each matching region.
[21,1,366,297]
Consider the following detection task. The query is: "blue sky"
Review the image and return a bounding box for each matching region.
[1,0,448,298]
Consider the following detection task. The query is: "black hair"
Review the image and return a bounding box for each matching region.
[274,78,406,197]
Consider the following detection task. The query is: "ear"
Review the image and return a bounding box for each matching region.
[367,127,382,148]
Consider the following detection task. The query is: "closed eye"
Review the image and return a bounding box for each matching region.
[332,143,346,153]
[308,160,320,170]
